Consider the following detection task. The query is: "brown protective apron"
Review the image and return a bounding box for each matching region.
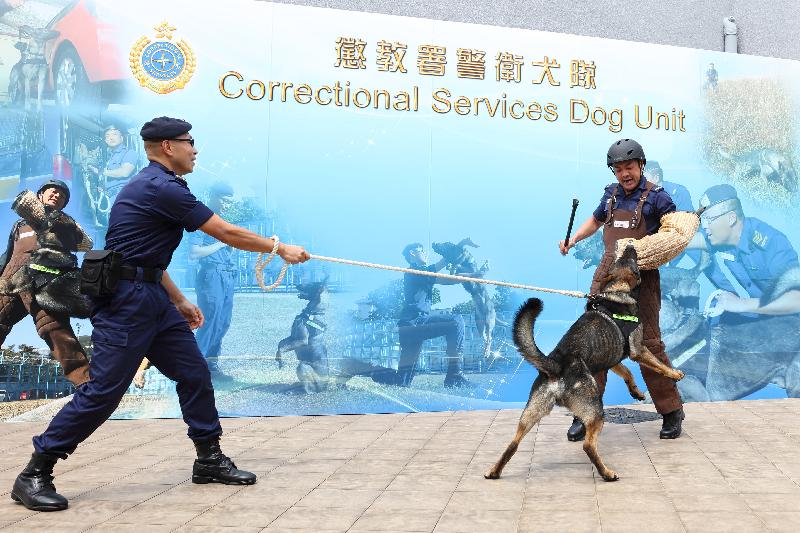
[0,224,90,386]
[590,182,682,414]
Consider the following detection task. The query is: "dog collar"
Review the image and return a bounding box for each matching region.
[612,313,638,322]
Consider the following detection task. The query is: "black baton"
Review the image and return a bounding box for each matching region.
[564,198,579,249]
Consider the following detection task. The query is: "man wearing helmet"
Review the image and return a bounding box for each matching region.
[0,180,91,386]
[559,139,685,440]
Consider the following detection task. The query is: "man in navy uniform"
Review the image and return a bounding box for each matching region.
[191,182,236,370]
[11,117,310,511]
[693,184,800,399]
[644,160,693,212]
[644,160,700,269]
[559,139,685,441]
[394,243,474,388]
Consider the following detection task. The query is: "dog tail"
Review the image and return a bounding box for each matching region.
[513,298,561,378]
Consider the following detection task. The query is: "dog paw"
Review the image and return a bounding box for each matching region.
[602,470,619,482]
[484,470,500,479]
[631,389,646,401]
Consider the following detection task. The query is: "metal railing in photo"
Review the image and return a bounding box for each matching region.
[0,357,74,401]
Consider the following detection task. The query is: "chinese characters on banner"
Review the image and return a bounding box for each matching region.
[334,37,596,89]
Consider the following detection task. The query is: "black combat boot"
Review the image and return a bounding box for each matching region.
[659,408,684,439]
[567,417,586,442]
[193,439,257,485]
[443,372,472,388]
[444,353,472,388]
[11,452,68,511]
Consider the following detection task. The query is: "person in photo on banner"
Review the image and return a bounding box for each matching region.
[559,139,685,440]
[391,243,479,388]
[11,116,310,512]
[690,184,800,400]
[0,180,92,387]
[190,181,236,373]
[85,125,139,226]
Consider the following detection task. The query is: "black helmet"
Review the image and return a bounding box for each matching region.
[37,179,70,206]
[607,139,646,168]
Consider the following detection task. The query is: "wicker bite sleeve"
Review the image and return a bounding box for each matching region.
[615,211,701,270]
[74,221,94,251]
[11,190,48,232]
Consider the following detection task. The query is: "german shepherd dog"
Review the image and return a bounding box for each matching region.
[485,246,685,482]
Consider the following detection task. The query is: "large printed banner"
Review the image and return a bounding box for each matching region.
[0,0,799,416]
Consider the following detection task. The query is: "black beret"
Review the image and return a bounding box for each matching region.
[140,116,192,141]
[699,184,739,208]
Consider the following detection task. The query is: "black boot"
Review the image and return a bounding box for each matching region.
[660,408,684,439]
[11,452,68,511]
[567,417,586,442]
[193,439,257,485]
[443,372,472,388]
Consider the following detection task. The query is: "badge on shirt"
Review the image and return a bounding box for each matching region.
[613,220,630,229]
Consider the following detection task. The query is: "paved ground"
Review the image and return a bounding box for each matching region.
[1,399,800,532]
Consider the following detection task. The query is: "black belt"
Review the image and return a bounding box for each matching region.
[119,265,163,283]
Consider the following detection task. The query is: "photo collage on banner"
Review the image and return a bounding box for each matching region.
[0,0,799,415]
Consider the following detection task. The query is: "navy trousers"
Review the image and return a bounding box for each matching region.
[195,268,234,359]
[33,273,222,458]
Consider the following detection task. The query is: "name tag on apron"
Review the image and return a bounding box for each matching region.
[613,220,630,229]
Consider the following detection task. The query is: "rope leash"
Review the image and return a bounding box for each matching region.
[254,237,587,299]
[254,235,289,291]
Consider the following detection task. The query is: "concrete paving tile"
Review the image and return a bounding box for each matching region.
[186,503,286,527]
[670,492,750,512]
[517,510,601,533]
[297,487,381,509]
[386,473,461,492]
[433,508,518,533]
[593,475,663,494]
[7,517,91,532]
[660,476,736,495]
[596,491,674,513]
[458,475,525,492]
[598,511,684,532]
[148,482,240,505]
[716,462,787,478]
[268,505,363,530]
[351,508,442,532]
[89,524,175,532]
[521,494,598,513]
[175,526,263,533]
[320,472,396,490]
[72,482,171,502]
[678,511,767,532]
[447,489,523,511]
[109,502,210,524]
[740,492,800,512]
[753,511,800,532]
[370,490,453,511]
[529,461,595,478]
[724,477,800,494]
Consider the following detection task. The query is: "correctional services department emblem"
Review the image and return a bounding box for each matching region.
[130,22,196,94]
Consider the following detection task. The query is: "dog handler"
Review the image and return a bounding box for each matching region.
[11,117,310,511]
[0,180,91,386]
[559,139,685,440]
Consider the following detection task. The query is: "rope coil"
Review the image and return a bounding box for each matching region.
[254,235,289,291]
[254,236,587,299]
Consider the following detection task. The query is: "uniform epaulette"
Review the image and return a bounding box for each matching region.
[751,229,770,249]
